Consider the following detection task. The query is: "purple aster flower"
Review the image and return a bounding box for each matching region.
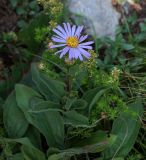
[50,23,94,61]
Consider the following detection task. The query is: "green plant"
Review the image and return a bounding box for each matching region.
[1,1,146,159]
[10,0,40,28]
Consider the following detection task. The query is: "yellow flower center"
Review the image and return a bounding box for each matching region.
[66,36,79,48]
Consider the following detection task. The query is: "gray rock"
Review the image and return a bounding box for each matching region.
[68,0,121,39]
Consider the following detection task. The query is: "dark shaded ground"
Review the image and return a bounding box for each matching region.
[0,0,18,33]
[139,0,146,18]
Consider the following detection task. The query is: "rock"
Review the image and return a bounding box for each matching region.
[68,0,121,39]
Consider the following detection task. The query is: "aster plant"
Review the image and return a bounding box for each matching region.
[50,23,94,61]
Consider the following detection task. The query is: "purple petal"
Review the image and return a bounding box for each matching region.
[60,46,70,58]
[55,49,63,55]
[50,43,66,49]
[74,48,83,60]
[67,23,72,36]
[72,25,76,36]
[79,45,92,50]
[78,53,83,61]
[74,48,79,59]
[79,35,88,43]
[56,25,67,37]
[75,26,84,37]
[53,29,66,39]
[53,35,65,40]
[73,48,83,61]
[69,48,74,60]
[52,37,66,43]
[78,48,91,58]
[69,48,79,59]
[79,41,94,46]
[63,23,70,36]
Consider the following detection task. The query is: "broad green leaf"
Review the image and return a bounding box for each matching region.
[11,153,24,160]
[3,91,28,138]
[15,84,41,111]
[22,145,45,160]
[48,133,116,159]
[94,158,124,160]
[65,98,87,111]
[6,137,33,146]
[15,84,64,148]
[122,43,135,51]
[10,0,18,7]
[0,97,4,122]
[47,133,113,160]
[83,87,101,105]
[30,111,64,148]
[68,130,113,153]
[25,125,41,149]
[74,130,108,146]
[83,87,107,113]
[140,22,146,32]
[5,137,46,160]
[17,20,27,28]
[29,97,62,113]
[16,7,26,15]
[102,100,143,159]
[112,158,124,160]
[68,99,87,111]
[31,63,65,102]
[15,84,41,122]
[88,89,107,112]
[63,110,89,127]
[48,153,70,160]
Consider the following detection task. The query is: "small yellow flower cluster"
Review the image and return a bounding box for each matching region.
[107,67,121,85]
[111,67,121,81]
[38,62,45,70]
[82,50,98,77]
[49,20,58,29]
[65,58,75,65]
[37,0,63,28]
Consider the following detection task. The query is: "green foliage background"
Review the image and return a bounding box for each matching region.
[0,0,146,160]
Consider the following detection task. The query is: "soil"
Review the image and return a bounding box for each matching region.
[138,0,146,19]
[0,0,18,33]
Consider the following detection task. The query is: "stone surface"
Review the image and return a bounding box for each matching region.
[68,0,121,39]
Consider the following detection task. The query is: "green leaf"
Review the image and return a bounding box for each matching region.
[47,133,113,160]
[47,132,114,159]
[15,84,41,122]
[48,153,70,160]
[65,98,87,111]
[63,110,89,127]
[18,13,49,52]
[29,98,62,113]
[3,91,28,138]
[16,7,26,15]
[140,22,146,32]
[11,153,24,160]
[30,111,64,148]
[17,20,27,28]
[15,84,64,148]
[102,100,143,159]
[29,1,38,9]
[21,145,45,160]
[122,43,135,51]
[69,99,87,111]
[83,88,107,113]
[10,0,18,7]
[5,138,46,160]
[31,63,65,102]
[25,125,41,149]
[70,130,112,153]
